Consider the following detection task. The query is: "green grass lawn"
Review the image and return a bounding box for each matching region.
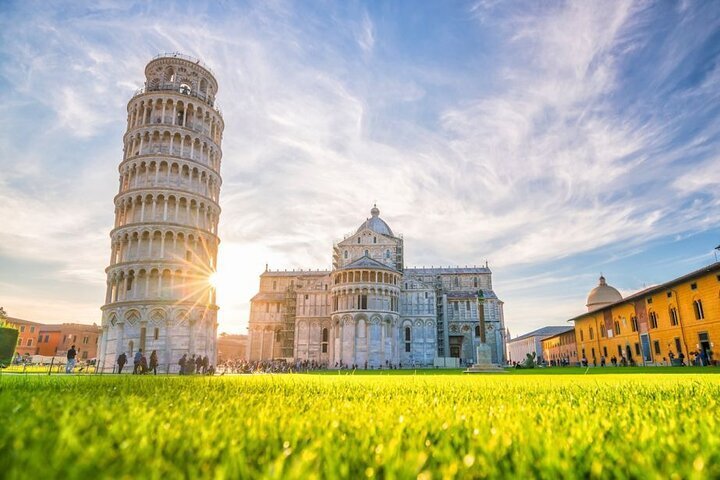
[1,373,718,479]
[308,366,720,375]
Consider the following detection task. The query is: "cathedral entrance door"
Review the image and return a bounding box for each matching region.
[449,336,464,358]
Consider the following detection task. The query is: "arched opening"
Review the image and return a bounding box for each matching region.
[404,326,411,353]
[165,67,175,83]
[321,328,329,353]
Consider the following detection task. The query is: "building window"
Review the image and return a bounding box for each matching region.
[30,326,35,333]
[357,238,361,244]
[579,330,584,341]
[667,291,672,298]
[581,348,586,358]
[186,250,192,261]
[154,328,159,340]
[614,321,621,335]
[364,249,369,256]
[465,300,470,311]
[693,300,705,320]
[321,328,328,353]
[82,351,88,360]
[82,336,89,345]
[600,323,606,338]
[591,347,596,359]
[404,327,411,353]
[653,340,661,355]
[475,325,480,337]
[45,335,49,343]
[360,295,368,310]
[690,283,697,290]
[674,337,682,355]
[20,326,25,333]
[305,294,309,300]
[649,312,658,329]
[631,316,638,332]
[669,307,679,326]
[37,336,42,344]
[617,345,623,357]
[589,328,594,340]
[603,346,608,357]
[634,343,640,356]
[26,338,33,347]
[272,281,277,290]
[647,298,653,304]
[473,277,478,288]
[344,251,348,259]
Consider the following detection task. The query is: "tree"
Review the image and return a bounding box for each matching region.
[0,307,18,366]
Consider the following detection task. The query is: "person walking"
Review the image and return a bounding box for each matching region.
[66,345,77,374]
[133,349,143,374]
[140,352,148,374]
[149,350,158,375]
[178,354,187,375]
[202,355,209,374]
[117,352,127,373]
[188,354,196,375]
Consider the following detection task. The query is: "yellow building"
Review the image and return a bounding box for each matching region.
[540,327,577,366]
[569,262,720,366]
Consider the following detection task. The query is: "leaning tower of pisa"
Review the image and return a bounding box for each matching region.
[98,53,223,373]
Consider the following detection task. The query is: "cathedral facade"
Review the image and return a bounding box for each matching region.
[247,206,506,367]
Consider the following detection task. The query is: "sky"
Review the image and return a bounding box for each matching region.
[1,0,719,337]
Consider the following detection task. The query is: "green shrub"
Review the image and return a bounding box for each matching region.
[0,327,18,366]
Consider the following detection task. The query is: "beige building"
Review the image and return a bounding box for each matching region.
[98,53,223,372]
[217,333,248,363]
[247,206,506,367]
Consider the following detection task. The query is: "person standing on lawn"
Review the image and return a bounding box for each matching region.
[202,355,209,374]
[133,349,142,374]
[140,352,148,374]
[66,345,77,373]
[149,350,158,375]
[178,354,187,375]
[117,352,127,373]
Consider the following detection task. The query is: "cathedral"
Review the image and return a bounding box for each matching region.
[247,206,507,367]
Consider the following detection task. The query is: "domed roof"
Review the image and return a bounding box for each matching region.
[586,275,623,311]
[356,205,394,237]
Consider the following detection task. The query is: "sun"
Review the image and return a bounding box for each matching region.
[208,272,219,288]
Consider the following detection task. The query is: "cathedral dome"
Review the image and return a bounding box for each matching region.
[586,275,622,312]
[357,205,394,237]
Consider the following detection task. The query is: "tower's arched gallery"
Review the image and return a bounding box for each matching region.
[247,206,507,367]
[98,54,223,372]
